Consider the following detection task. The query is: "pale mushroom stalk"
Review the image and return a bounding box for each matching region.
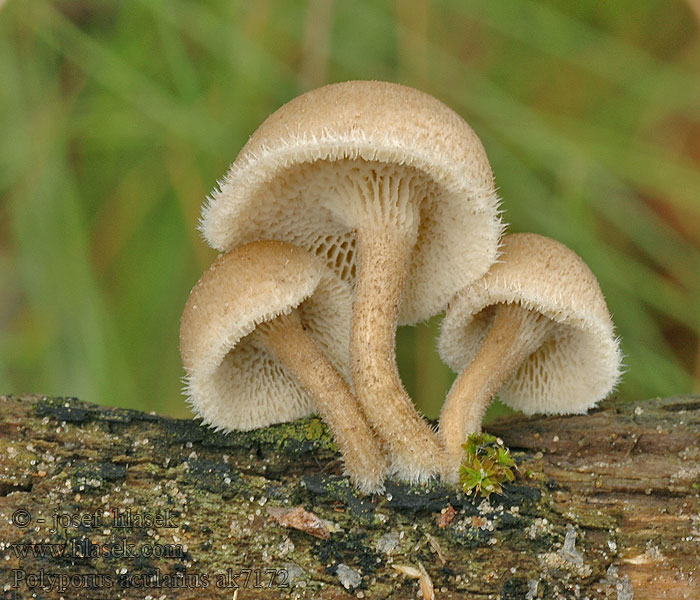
[335,168,443,480]
[256,309,387,493]
[180,241,390,494]
[352,225,444,482]
[437,233,622,484]
[202,81,504,483]
[439,302,555,480]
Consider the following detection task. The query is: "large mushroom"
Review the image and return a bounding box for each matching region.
[180,240,388,493]
[200,81,502,482]
[437,233,622,481]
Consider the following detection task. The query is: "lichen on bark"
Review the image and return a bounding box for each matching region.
[0,394,698,599]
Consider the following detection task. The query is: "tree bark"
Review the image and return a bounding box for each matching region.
[0,393,698,599]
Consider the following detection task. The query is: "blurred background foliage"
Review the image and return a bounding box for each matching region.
[1,0,699,420]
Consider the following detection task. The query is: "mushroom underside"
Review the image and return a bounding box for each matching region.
[204,159,501,482]
[441,301,620,415]
[207,159,500,324]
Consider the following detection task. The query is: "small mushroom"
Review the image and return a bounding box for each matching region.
[179,240,387,493]
[437,233,622,480]
[200,81,502,482]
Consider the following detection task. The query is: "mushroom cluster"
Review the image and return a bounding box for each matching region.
[180,81,622,493]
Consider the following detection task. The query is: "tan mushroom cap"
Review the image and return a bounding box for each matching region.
[180,240,352,431]
[201,80,502,323]
[438,233,622,415]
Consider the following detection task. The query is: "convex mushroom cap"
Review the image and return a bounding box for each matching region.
[200,81,502,482]
[201,80,501,321]
[180,240,388,493]
[438,233,622,479]
[180,241,351,429]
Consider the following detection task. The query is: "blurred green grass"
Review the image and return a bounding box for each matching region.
[1,0,698,420]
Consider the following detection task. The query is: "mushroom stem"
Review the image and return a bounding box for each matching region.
[439,302,554,482]
[351,228,443,483]
[255,309,388,494]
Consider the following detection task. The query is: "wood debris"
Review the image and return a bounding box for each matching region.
[393,562,435,600]
[425,532,446,565]
[266,505,330,539]
[436,504,457,528]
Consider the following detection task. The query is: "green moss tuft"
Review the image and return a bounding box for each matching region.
[459,433,517,499]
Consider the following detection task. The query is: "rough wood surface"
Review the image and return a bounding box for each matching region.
[0,394,698,599]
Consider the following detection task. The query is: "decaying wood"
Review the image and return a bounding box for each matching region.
[0,394,698,599]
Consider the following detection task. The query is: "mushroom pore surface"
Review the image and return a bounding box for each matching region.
[438,233,622,479]
[200,81,503,482]
[179,241,388,492]
[202,80,502,324]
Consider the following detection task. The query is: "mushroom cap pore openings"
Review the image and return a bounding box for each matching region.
[201,81,503,323]
[179,241,353,431]
[438,233,622,414]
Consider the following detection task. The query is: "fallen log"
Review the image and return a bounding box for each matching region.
[0,394,698,599]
